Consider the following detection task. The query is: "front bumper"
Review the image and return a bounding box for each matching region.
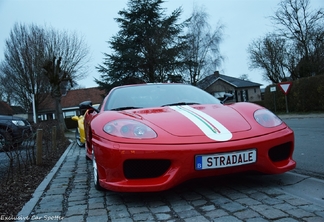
[92,127,295,192]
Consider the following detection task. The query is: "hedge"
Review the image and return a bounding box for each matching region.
[263,75,324,113]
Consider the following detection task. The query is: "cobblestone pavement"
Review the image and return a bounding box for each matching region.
[17,142,324,222]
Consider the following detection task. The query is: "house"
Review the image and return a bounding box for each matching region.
[37,87,105,121]
[11,105,28,119]
[0,101,13,115]
[197,71,262,102]
[0,102,28,119]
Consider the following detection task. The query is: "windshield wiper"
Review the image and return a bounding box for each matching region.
[161,102,200,107]
[110,106,143,111]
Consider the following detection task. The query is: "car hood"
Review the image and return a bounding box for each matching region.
[121,105,251,141]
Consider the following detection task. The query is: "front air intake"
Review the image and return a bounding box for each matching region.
[268,142,293,162]
[123,159,171,179]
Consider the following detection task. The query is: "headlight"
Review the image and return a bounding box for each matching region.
[103,119,157,139]
[12,120,26,126]
[254,109,282,127]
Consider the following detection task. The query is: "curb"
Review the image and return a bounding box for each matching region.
[278,113,324,119]
[17,141,75,218]
[275,171,324,207]
[250,171,324,207]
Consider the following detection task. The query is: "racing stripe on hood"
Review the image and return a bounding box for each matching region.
[170,105,232,141]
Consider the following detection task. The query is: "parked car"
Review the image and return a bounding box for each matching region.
[81,83,296,192]
[72,104,100,147]
[0,115,33,151]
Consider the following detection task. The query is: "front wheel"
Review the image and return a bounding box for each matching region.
[92,149,103,190]
[75,128,85,147]
[85,143,91,160]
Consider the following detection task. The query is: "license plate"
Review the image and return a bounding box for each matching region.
[195,149,257,170]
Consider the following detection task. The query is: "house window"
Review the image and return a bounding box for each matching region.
[64,111,76,118]
[38,114,46,121]
[241,90,248,102]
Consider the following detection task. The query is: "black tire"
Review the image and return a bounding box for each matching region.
[75,128,85,147]
[85,143,91,160]
[92,150,103,191]
[0,129,12,152]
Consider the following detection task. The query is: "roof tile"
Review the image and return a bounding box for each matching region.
[197,72,262,89]
[39,87,105,111]
[0,101,13,115]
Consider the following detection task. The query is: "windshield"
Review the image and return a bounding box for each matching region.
[105,84,221,111]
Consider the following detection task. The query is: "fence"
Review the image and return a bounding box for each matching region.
[0,120,70,184]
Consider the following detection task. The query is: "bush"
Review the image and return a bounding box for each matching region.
[0,120,70,183]
[263,75,324,113]
[0,120,70,216]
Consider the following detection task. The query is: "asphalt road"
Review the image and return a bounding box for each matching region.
[283,117,324,179]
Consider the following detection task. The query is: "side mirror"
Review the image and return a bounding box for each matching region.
[221,93,234,104]
[79,101,100,113]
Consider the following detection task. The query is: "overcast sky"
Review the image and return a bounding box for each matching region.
[0,0,323,88]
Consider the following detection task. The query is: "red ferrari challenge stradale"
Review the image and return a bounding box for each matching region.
[81,83,296,192]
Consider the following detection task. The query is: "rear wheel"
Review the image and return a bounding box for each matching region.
[75,128,85,147]
[92,149,103,190]
[0,129,12,152]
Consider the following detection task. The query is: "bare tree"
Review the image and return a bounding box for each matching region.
[182,5,224,85]
[312,30,324,74]
[0,78,5,101]
[248,0,323,82]
[0,24,50,112]
[42,29,89,132]
[0,23,89,130]
[239,74,250,81]
[248,34,289,83]
[270,0,324,78]
[42,57,70,132]
[0,74,14,104]
[44,29,89,81]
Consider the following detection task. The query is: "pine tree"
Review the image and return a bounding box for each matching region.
[96,0,188,89]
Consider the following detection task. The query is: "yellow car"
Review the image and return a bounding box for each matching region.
[72,104,99,147]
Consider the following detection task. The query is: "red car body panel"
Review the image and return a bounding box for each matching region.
[83,84,296,192]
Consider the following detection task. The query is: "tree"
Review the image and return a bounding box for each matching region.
[182,5,224,85]
[0,23,89,129]
[0,73,5,101]
[248,0,324,83]
[42,57,73,132]
[239,74,250,81]
[270,0,324,78]
[311,30,324,74]
[0,24,50,112]
[42,29,89,131]
[96,0,188,89]
[248,34,290,83]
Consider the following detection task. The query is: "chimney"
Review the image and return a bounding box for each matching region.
[214,71,220,77]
